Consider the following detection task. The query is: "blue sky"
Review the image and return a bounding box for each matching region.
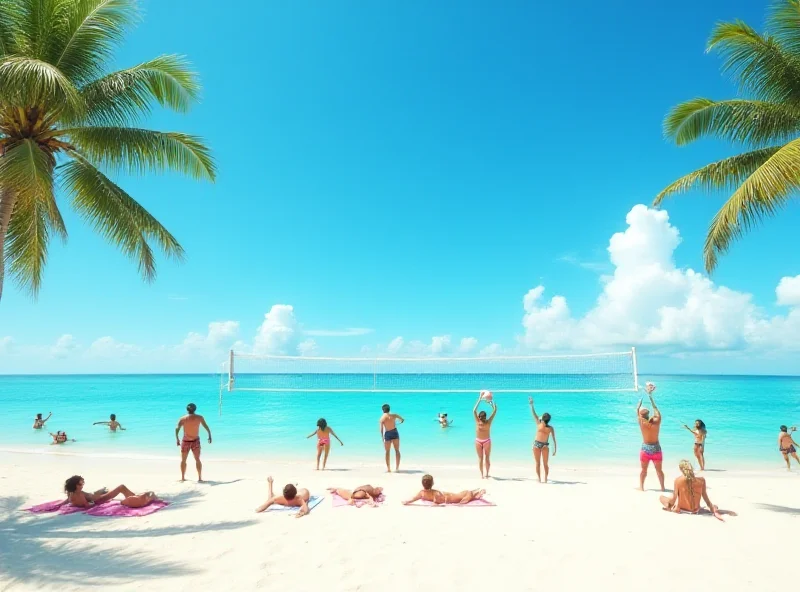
[2,0,800,374]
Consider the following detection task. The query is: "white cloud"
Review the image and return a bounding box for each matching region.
[386,336,404,354]
[519,205,800,353]
[777,275,800,307]
[480,343,503,356]
[304,327,373,337]
[51,334,78,358]
[297,339,318,356]
[0,336,12,354]
[88,337,140,358]
[430,335,451,355]
[253,304,299,354]
[459,337,478,353]
[181,321,240,351]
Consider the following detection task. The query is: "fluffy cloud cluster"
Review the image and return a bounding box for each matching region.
[520,205,800,352]
[376,334,481,356]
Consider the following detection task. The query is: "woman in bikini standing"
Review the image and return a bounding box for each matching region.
[682,419,707,470]
[529,396,557,483]
[473,393,497,479]
[307,418,343,470]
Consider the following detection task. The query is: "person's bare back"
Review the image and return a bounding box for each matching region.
[380,413,399,432]
[638,413,661,444]
[179,414,203,439]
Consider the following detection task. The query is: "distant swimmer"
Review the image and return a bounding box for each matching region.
[33,412,52,429]
[327,485,383,507]
[473,392,497,479]
[379,403,405,473]
[637,382,665,492]
[402,473,485,505]
[778,425,800,470]
[93,414,126,432]
[175,403,212,482]
[659,460,735,521]
[256,476,312,518]
[49,431,74,445]
[437,413,452,428]
[682,419,707,470]
[307,418,343,470]
[529,396,557,483]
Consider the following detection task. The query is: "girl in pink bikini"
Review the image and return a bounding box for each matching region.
[307,418,343,470]
[473,392,498,479]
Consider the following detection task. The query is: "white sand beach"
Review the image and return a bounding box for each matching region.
[0,450,796,591]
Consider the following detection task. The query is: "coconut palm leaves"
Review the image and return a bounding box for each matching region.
[0,0,215,302]
[655,0,800,272]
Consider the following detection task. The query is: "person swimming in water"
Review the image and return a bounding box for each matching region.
[778,425,800,470]
[402,474,485,505]
[327,485,383,507]
[93,414,126,432]
[473,393,497,479]
[49,431,74,445]
[529,396,557,483]
[637,382,665,492]
[682,419,707,470]
[64,475,158,509]
[255,476,312,518]
[658,460,735,521]
[33,412,52,429]
[379,403,405,473]
[307,418,343,470]
[437,413,452,428]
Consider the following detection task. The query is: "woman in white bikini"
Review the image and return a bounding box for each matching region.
[307,418,343,470]
[473,393,497,479]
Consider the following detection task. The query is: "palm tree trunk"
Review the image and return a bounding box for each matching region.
[0,186,18,303]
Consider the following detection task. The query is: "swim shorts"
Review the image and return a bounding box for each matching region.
[781,445,796,455]
[384,428,399,442]
[533,440,549,449]
[181,438,201,454]
[640,442,663,462]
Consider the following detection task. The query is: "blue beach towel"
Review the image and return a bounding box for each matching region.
[267,495,324,514]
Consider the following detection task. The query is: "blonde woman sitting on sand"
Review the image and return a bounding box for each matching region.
[659,461,736,522]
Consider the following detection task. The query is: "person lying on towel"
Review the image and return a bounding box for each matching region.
[402,474,485,505]
[255,476,312,518]
[64,475,159,508]
[327,485,383,506]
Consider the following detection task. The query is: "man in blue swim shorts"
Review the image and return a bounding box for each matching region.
[379,403,405,473]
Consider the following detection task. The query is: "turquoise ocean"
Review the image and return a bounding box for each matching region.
[1,374,799,468]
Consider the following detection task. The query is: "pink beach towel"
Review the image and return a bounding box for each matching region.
[86,500,168,517]
[411,498,495,507]
[331,493,385,508]
[24,500,86,515]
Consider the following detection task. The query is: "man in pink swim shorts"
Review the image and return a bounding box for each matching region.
[637,382,665,492]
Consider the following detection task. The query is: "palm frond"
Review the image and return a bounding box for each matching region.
[768,0,800,56]
[0,56,84,116]
[13,0,65,60]
[51,0,140,85]
[65,127,216,180]
[707,21,800,104]
[75,55,201,126]
[0,0,23,58]
[703,137,800,271]
[664,98,800,146]
[653,147,781,206]
[0,138,56,297]
[60,154,185,281]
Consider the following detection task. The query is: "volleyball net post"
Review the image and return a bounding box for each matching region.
[219,348,639,394]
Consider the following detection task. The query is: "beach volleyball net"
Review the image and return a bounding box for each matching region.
[219,348,639,393]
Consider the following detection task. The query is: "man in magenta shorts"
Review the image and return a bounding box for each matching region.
[637,382,665,491]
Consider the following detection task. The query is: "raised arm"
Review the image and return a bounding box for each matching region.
[473,395,481,420]
[200,417,212,443]
[649,394,660,420]
[682,424,695,434]
[330,428,344,446]
[488,401,498,421]
[528,397,540,423]
[636,398,642,417]
[43,412,52,424]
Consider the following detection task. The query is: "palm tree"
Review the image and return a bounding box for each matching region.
[0,0,215,302]
[655,0,800,272]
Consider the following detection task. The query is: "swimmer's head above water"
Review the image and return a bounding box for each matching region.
[110,413,116,421]
[36,413,43,420]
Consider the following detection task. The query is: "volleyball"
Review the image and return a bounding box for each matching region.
[480,390,493,402]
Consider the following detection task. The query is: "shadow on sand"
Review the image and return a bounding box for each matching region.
[0,494,256,588]
[755,503,800,515]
